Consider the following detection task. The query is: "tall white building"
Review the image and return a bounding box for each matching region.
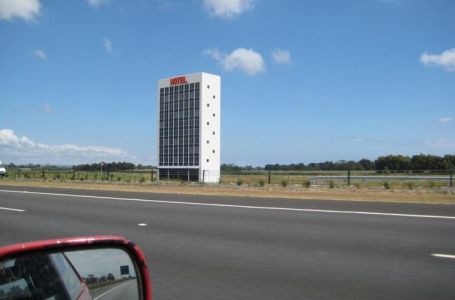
[157,72,220,183]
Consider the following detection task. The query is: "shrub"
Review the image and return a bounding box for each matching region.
[236,178,243,186]
[258,179,265,187]
[303,180,311,188]
[406,182,414,190]
[116,176,121,181]
[281,180,287,187]
[384,182,390,189]
[428,181,435,188]
[139,177,146,183]
[329,180,335,189]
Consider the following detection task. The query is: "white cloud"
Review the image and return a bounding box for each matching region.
[42,103,51,112]
[271,49,292,65]
[0,0,41,22]
[0,129,129,164]
[86,0,111,7]
[420,48,455,72]
[438,117,453,123]
[31,49,47,60]
[204,48,265,75]
[426,138,455,149]
[103,38,112,53]
[203,0,254,18]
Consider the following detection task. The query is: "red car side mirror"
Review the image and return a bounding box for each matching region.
[0,236,152,300]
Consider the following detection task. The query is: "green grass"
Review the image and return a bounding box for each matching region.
[1,169,452,189]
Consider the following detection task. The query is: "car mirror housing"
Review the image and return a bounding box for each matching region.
[0,236,152,300]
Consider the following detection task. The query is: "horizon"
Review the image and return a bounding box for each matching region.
[1,0,454,166]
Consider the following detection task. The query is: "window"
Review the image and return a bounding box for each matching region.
[213,95,215,99]
[213,113,215,117]
[207,159,209,162]
[207,103,210,107]
[213,131,215,135]
[207,85,210,89]
[212,150,215,153]
[207,122,209,125]
[207,140,209,144]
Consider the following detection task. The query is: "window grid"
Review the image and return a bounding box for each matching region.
[159,82,200,166]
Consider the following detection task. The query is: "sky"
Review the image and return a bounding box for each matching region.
[0,0,454,166]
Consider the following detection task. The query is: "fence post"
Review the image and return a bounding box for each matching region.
[203,170,205,183]
[347,170,351,186]
[151,170,154,181]
[268,170,271,184]
[450,173,453,187]
[187,169,190,182]
[42,169,45,179]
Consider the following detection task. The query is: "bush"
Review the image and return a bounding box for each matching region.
[384,182,390,189]
[139,177,146,183]
[303,180,311,188]
[329,180,335,189]
[236,178,243,186]
[406,182,414,190]
[428,181,435,188]
[281,180,287,187]
[258,179,265,187]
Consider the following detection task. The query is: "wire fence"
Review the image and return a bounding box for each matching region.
[1,168,453,187]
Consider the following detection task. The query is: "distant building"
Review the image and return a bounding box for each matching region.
[157,72,220,183]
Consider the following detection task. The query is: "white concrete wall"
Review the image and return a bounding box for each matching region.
[199,73,220,183]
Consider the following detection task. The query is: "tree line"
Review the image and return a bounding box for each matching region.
[5,162,154,171]
[72,162,153,171]
[222,154,455,172]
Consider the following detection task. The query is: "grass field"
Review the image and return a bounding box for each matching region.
[2,168,453,190]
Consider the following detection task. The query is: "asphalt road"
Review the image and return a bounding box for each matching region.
[90,279,138,300]
[1,185,455,299]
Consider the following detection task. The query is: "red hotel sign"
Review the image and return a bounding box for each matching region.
[170,76,188,85]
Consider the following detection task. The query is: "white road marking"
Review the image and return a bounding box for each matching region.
[93,281,131,300]
[138,223,147,226]
[0,189,455,220]
[432,253,455,259]
[0,206,25,212]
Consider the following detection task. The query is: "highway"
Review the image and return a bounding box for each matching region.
[1,185,455,299]
[90,279,138,300]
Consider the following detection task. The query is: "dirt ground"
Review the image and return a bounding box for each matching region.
[1,179,455,204]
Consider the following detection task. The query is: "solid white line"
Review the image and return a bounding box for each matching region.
[93,281,131,300]
[0,189,454,220]
[432,253,455,259]
[0,206,25,212]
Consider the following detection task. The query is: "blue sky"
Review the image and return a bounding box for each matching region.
[0,0,454,166]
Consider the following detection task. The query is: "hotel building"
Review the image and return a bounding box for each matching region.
[157,72,220,183]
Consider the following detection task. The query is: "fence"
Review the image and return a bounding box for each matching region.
[2,169,158,183]
[221,170,454,188]
[1,168,454,187]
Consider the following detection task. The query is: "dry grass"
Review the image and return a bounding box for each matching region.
[1,179,454,205]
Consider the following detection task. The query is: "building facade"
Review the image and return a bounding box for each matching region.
[157,72,220,183]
